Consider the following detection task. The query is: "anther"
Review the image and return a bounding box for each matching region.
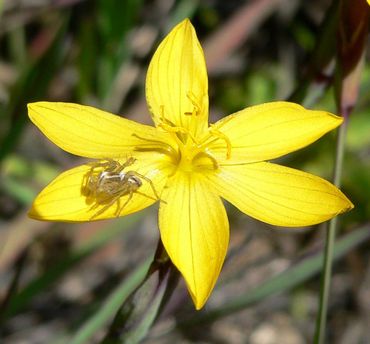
[184,91,201,116]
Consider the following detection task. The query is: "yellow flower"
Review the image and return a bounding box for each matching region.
[28,19,353,309]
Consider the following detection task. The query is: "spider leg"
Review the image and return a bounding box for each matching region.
[88,159,114,171]
[84,159,119,194]
[89,196,120,220]
[116,190,134,215]
[134,191,167,204]
[116,157,136,173]
[128,172,167,204]
[129,172,161,200]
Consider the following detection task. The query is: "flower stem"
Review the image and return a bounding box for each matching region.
[314,119,348,344]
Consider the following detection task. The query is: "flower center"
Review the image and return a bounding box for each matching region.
[158,120,231,173]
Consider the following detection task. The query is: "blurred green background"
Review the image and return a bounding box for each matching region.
[0,0,369,343]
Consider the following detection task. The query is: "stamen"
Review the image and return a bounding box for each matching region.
[196,117,234,160]
[131,133,177,156]
[156,104,198,146]
[158,122,197,143]
[195,127,232,160]
[193,151,219,170]
[184,91,201,116]
[208,125,232,159]
[159,105,165,121]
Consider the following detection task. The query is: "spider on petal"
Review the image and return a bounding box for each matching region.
[82,157,162,220]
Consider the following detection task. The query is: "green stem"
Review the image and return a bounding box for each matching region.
[314,119,348,344]
[101,241,178,343]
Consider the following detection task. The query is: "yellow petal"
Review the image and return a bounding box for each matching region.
[28,102,172,159]
[207,162,353,227]
[209,102,343,163]
[146,19,209,137]
[29,154,170,222]
[158,171,229,309]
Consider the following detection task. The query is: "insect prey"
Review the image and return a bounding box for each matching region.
[83,157,161,219]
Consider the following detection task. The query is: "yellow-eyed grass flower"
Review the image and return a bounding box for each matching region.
[28,19,353,310]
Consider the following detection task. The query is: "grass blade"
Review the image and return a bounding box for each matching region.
[69,257,152,344]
